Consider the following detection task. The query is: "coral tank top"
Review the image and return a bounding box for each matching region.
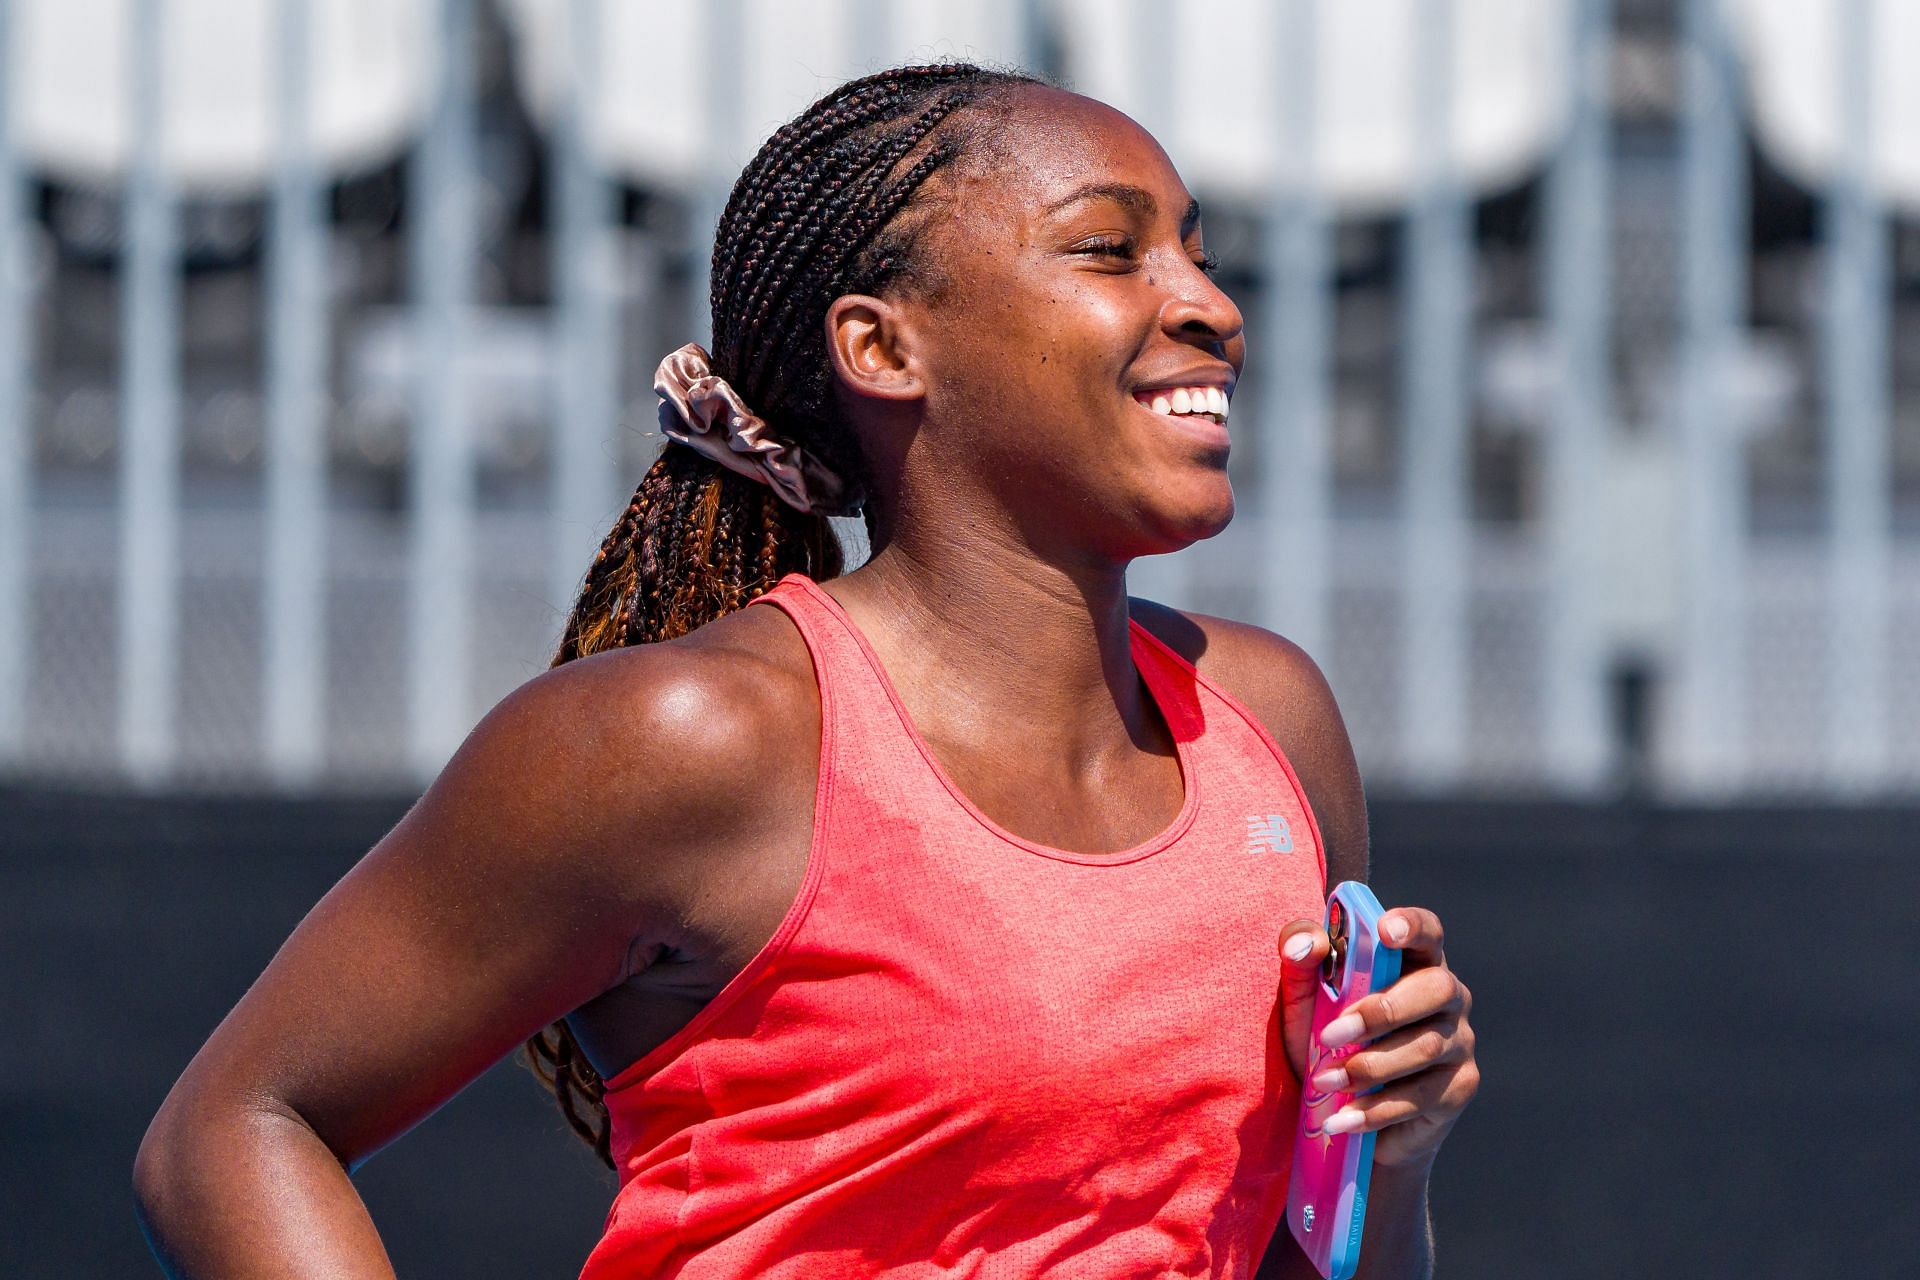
[577,573,1329,1279]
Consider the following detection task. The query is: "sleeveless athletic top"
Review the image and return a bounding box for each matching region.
[578,573,1329,1279]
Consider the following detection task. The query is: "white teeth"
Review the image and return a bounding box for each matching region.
[1139,387,1232,420]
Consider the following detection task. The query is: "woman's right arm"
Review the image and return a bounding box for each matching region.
[132,645,781,1277]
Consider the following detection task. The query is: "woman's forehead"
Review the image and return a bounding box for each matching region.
[961,86,1189,225]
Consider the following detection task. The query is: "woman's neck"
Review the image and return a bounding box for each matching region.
[824,534,1160,765]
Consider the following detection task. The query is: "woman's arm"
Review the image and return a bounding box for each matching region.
[132,646,788,1277]
[1137,606,1471,1280]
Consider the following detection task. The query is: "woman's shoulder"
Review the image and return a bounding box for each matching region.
[1127,597,1369,883]
[1126,598,1327,704]
[1125,597,1343,741]
[551,598,819,740]
[556,601,817,756]
[466,605,822,883]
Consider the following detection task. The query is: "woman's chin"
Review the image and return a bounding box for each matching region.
[1179,475,1236,535]
[1132,484,1235,554]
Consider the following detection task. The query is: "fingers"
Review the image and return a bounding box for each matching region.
[1276,920,1328,1082]
[1310,1014,1472,1094]
[1304,904,1480,1168]
[1378,906,1444,966]
[1318,965,1471,1050]
[1320,1066,1451,1136]
[1278,919,1325,967]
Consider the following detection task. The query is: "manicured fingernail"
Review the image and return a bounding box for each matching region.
[1324,1108,1365,1135]
[1284,933,1314,962]
[1382,916,1408,944]
[1311,1067,1349,1092]
[1320,1013,1365,1048]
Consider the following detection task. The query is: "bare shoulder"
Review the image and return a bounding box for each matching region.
[537,602,814,821]
[1127,597,1369,886]
[425,599,820,906]
[561,600,818,774]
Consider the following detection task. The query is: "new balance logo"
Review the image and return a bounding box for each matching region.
[1247,813,1294,854]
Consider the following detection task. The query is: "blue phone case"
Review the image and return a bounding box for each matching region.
[1284,881,1403,1279]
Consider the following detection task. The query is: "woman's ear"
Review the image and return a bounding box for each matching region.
[824,294,925,405]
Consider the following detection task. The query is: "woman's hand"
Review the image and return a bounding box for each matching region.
[1277,906,1478,1171]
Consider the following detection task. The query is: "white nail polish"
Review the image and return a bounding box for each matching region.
[1325,1108,1365,1135]
[1320,1012,1365,1048]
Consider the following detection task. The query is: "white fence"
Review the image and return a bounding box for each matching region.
[1,0,1915,800]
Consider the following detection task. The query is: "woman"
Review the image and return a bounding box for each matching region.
[134,64,1477,1278]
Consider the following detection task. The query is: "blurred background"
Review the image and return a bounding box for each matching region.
[2,0,1915,1276]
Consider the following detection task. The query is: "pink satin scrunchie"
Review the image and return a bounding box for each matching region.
[652,343,863,517]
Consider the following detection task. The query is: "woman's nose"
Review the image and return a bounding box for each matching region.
[1161,267,1244,348]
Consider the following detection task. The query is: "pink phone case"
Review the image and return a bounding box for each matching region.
[1284,881,1402,1279]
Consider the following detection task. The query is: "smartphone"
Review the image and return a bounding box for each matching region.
[1285,880,1403,1279]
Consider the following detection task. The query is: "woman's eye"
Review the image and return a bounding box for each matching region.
[1072,239,1217,275]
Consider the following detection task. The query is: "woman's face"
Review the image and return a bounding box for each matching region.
[887,85,1246,563]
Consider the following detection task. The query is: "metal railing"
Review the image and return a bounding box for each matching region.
[0,0,1912,801]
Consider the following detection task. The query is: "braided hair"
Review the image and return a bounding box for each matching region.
[527,61,1043,1167]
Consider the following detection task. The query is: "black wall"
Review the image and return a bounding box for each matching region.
[5,787,1915,1278]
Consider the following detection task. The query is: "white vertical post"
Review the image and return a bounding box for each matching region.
[0,0,30,766]
[549,0,623,620]
[407,0,477,781]
[117,0,182,786]
[1015,0,1048,74]
[1675,0,1749,795]
[1542,0,1615,792]
[1124,0,1173,167]
[263,0,328,788]
[1399,0,1471,789]
[695,0,743,350]
[852,0,890,73]
[1259,0,1331,666]
[1823,0,1891,793]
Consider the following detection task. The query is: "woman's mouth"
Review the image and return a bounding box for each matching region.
[1130,383,1232,457]
[1131,385,1230,425]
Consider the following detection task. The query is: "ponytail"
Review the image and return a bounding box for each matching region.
[526,444,842,1166]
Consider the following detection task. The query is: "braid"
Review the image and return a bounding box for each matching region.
[760,140,961,413]
[745,103,965,396]
[528,60,1042,1169]
[708,69,945,306]
[710,66,980,301]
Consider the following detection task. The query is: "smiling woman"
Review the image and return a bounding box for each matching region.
[131,63,1477,1280]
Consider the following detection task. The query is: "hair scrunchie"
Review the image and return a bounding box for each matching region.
[652,343,864,517]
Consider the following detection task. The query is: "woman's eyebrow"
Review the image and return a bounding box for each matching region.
[1044,182,1203,235]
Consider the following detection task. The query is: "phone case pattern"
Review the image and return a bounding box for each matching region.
[1285,882,1403,1279]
